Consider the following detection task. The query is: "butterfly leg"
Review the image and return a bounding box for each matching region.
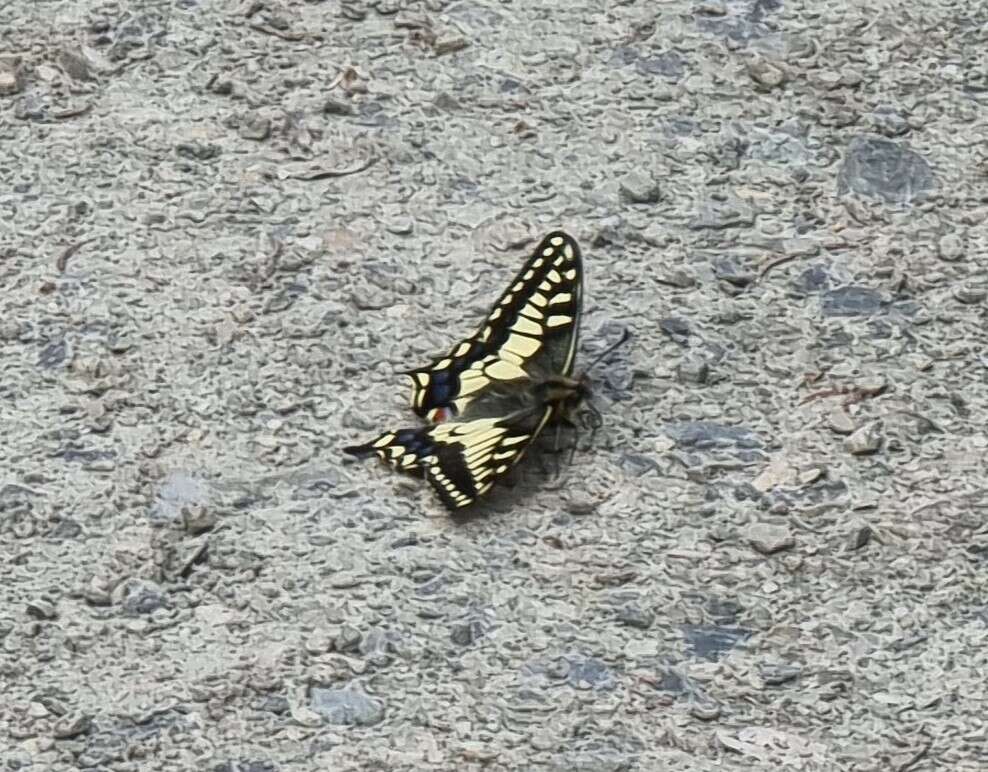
[579,400,604,453]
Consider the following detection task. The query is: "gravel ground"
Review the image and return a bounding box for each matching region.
[3,1,987,770]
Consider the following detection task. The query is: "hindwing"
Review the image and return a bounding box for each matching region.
[406,231,583,422]
[343,409,552,509]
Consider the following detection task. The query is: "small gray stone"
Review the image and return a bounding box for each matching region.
[309,687,383,726]
[182,504,217,534]
[677,353,709,385]
[619,171,661,204]
[565,657,615,690]
[239,115,271,141]
[52,712,92,739]
[747,523,794,555]
[747,57,786,89]
[0,57,22,95]
[821,286,885,317]
[847,520,873,550]
[332,624,362,652]
[616,605,654,630]
[760,663,801,686]
[116,579,168,616]
[827,408,856,435]
[450,619,486,646]
[385,217,413,235]
[26,598,58,620]
[845,423,882,455]
[953,283,985,305]
[837,135,935,204]
[323,97,355,116]
[937,233,964,262]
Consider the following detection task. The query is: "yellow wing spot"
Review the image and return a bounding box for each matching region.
[553,256,565,267]
[546,315,572,327]
[563,269,577,280]
[386,446,404,459]
[548,292,573,305]
[529,293,548,308]
[510,317,542,336]
[454,341,471,357]
[538,281,553,291]
[531,257,544,269]
[524,269,535,280]
[495,464,508,475]
[563,244,574,260]
[478,482,493,496]
[412,386,424,408]
[521,305,544,320]
[546,269,562,283]
[433,358,451,371]
[542,246,554,257]
[512,281,525,292]
[468,428,505,446]
[415,373,429,386]
[550,236,564,247]
[498,349,524,366]
[500,294,513,306]
[479,326,492,342]
[502,435,528,446]
[484,359,527,381]
[400,456,417,469]
[457,377,489,397]
[373,434,395,448]
[504,332,541,357]
[490,307,503,321]
[493,450,517,461]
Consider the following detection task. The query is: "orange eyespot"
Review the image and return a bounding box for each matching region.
[429,406,455,423]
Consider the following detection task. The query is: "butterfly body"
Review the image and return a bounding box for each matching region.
[344,231,587,509]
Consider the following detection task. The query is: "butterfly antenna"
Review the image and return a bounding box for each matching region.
[585,328,632,375]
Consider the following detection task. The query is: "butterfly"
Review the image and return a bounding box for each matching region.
[344,230,609,510]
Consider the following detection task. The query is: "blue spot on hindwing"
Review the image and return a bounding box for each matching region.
[395,430,434,457]
[430,381,453,405]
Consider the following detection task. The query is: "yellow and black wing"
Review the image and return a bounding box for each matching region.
[405,231,582,422]
[344,230,584,510]
[343,411,552,509]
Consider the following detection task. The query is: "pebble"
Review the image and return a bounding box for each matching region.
[619,171,662,204]
[747,57,786,89]
[52,712,92,739]
[953,283,985,305]
[239,115,270,141]
[309,687,383,726]
[26,598,58,620]
[845,423,883,455]
[0,57,22,95]
[616,604,654,630]
[937,233,965,262]
[747,523,794,555]
[847,519,873,550]
[827,408,856,435]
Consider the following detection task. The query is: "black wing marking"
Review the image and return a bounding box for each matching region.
[343,410,552,509]
[406,231,583,422]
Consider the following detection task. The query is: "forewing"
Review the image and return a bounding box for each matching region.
[344,409,552,509]
[407,231,583,422]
